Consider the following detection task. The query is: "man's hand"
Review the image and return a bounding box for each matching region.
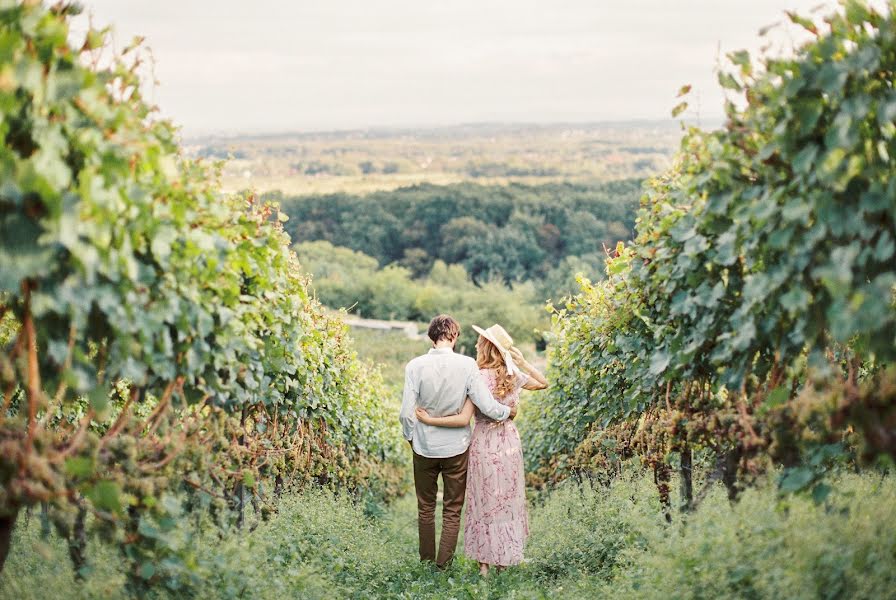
[508,404,518,420]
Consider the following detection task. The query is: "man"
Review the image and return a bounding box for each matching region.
[399,314,516,569]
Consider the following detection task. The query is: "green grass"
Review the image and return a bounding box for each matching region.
[3,470,894,599]
[347,327,430,394]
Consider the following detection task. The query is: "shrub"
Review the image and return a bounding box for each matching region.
[525,473,659,581]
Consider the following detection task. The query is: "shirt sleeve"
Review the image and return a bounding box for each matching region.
[399,364,418,441]
[466,366,511,421]
[515,370,530,391]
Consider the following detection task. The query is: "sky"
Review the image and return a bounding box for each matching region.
[77,0,838,135]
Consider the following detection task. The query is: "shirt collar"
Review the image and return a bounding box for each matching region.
[428,347,454,355]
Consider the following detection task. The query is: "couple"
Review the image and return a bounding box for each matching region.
[399,314,547,576]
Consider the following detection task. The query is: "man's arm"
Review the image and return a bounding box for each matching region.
[466,366,511,421]
[399,365,418,442]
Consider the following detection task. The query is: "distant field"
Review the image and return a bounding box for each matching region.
[348,326,429,393]
[187,122,681,195]
[347,324,545,398]
[221,172,606,196]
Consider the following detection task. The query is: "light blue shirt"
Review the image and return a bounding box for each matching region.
[400,347,511,458]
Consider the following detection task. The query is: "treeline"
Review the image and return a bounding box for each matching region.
[271,180,641,284]
[295,241,547,351]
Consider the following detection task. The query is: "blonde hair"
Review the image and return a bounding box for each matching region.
[476,336,515,398]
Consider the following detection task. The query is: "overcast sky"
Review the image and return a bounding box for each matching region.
[77,0,839,135]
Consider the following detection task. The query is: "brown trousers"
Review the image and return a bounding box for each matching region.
[412,448,469,567]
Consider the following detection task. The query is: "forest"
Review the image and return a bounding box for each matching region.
[273,180,640,283]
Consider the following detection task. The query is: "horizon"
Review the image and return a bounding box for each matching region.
[183,117,707,142]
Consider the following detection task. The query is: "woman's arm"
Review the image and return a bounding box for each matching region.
[415,399,475,427]
[415,398,475,428]
[509,347,548,390]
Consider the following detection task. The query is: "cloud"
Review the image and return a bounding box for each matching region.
[79,0,842,134]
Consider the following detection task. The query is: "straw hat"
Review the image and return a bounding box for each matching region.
[471,324,518,375]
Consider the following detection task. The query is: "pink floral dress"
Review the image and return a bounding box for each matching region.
[463,368,529,566]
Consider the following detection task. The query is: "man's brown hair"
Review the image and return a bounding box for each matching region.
[428,314,460,343]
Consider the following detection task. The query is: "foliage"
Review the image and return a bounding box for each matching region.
[523,473,657,582]
[574,472,896,600]
[296,241,549,350]
[276,180,640,284]
[0,2,403,593]
[526,1,896,501]
[4,471,894,599]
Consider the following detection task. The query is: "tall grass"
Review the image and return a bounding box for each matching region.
[2,471,893,599]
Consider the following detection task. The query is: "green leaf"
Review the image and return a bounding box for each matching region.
[718,72,742,92]
[811,482,832,504]
[780,288,810,314]
[88,481,122,513]
[765,385,789,408]
[728,50,751,75]
[873,232,894,262]
[139,561,156,580]
[877,96,896,128]
[792,144,819,174]
[151,226,178,265]
[64,456,95,479]
[671,101,688,118]
[670,222,696,242]
[84,28,106,50]
[0,214,56,292]
[817,63,848,94]
[779,467,814,493]
[729,320,756,351]
[88,384,110,414]
[714,230,738,266]
[160,494,183,518]
[122,35,146,55]
[137,518,160,539]
[786,11,818,35]
[683,234,709,256]
[649,351,671,376]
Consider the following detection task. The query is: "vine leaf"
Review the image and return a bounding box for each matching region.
[786,11,819,35]
[649,351,671,376]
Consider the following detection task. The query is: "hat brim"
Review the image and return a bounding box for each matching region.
[472,325,517,375]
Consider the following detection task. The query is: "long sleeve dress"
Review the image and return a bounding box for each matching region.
[463,367,529,566]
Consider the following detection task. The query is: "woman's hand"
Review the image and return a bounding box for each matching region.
[509,346,528,368]
[415,398,474,428]
[510,346,549,391]
[415,406,434,425]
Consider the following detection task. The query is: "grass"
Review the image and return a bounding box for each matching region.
[3,470,894,599]
[347,326,429,394]
[346,324,545,392]
[7,322,887,599]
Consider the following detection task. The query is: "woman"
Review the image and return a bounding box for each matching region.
[415,324,547,576]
